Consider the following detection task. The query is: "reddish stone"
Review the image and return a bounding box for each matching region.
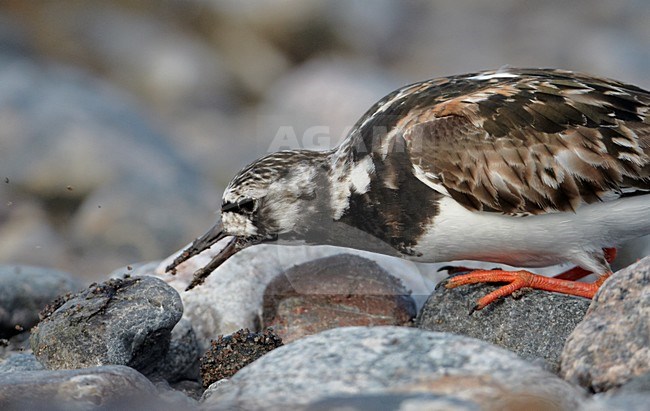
[263,254,416,343]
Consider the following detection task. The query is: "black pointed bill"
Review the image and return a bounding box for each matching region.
[165,218,264,291]
[166,219,229,274]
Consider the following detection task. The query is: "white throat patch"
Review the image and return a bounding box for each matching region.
[222,212,258,237]
[350,156,375,194]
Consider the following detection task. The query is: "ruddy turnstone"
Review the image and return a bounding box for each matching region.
[167,68,650,310]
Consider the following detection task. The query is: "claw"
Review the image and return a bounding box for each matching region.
[438,265,501,275]
[438,265,474,275]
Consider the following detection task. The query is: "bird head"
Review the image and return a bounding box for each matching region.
[165,150,330,289]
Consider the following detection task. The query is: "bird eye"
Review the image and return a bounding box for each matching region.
[222,199,256,214]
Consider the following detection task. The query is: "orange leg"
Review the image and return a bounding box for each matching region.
[441,248,616,312]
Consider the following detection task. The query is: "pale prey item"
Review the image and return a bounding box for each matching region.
[167,68,650,310]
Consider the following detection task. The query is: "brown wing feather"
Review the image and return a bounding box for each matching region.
[403,71,650,215]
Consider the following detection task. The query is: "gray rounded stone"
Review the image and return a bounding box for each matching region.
[305,393,480,411]
[417,279,590,372]
[579,393,650,411]
[581,371,650,411]
[616,371,650,394]
[30,276,183,375]
[0,365,158,410]
[0,353,44,372]
[561,257,650,392]
[0,265,82,338]
[201,326,584,410]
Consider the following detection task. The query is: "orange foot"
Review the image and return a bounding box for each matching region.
[441,268,611,313]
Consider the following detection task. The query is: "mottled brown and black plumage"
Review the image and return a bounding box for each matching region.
[341,68,650,215]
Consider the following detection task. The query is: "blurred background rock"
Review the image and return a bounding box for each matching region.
[0,0,648,282]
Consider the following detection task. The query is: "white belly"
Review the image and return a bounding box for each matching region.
[411,195,650,273]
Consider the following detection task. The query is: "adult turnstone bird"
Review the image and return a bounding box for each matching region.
[167,68,650,311]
